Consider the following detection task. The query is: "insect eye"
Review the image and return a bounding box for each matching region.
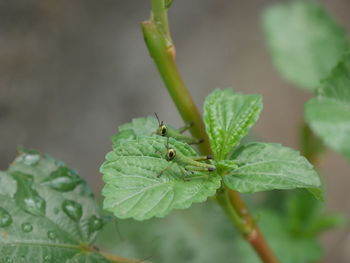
[161,125,167,136]
[167,149,176,160]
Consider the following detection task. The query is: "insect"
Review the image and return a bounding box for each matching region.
[154,113,204,145]
[157,138,216,179]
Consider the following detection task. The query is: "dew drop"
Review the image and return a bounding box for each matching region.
[48,231,57,240]
[0,207,12,228]
[43,255,52,262]
[89,215,104,232]
[23,196,46,216]
[21,222,33,233]
[22,154,40,166]
[62,200,82,222]
[42,167,81,192]
[12,172,46,216]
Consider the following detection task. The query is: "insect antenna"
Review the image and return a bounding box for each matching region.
[154,112,163,126]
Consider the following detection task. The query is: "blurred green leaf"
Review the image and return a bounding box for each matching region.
[262,0,349,90]
[287,190,346,237]
[306,213,346,237]
[224,143,322,197]
[101,136,221,220]
[305,53,350,161]
[238,210,323,263]
[96,202,239,263]
[0,149,109,263]
[203,89,262,160]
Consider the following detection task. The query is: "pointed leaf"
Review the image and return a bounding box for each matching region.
[203,89,262,160]
[224,143,321,196]
[101,136,221,220]
[0,149,109,263]
[112,116,158,145]
[305,53,350,160]
[262,0,349,90]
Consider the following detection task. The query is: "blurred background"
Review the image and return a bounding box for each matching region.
[0,0,349,262]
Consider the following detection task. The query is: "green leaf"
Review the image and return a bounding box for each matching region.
[224,143,322,196]
[0,149,109,263]
[96,202,240,263]
[262,0,349,90]
[305,53,350,160]
[287,190,345,237]
[101,136,221,220]
[203,89,262,160]
[306,213,346,236]
[112,116,158,146]
[238,210,323,263]
[216,160,238,172]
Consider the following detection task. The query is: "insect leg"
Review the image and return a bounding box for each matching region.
[183,174,209,181]
[184,165,216,172]
[177,121,195,133]
[182,166,209,181]
[190,155,213,161]
[156,162,175,178]
[187,137,204,145]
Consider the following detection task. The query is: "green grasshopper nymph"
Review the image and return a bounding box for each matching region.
[157,138,216,178]
[154,113,204,145]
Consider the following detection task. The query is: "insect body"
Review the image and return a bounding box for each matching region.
[157,139,215,179]
[165,148,215,172]
[154,113,204,145]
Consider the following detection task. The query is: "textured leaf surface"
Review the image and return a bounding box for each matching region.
[203,89,262,160]
[238,210,322,263]
[224,143,321,195]
[262,0,349,90]
[112,116,158,146]
[0,149,109,263]
[101,136,221,220]
[305,53,350,160]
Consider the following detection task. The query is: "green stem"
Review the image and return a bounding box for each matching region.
[150,0,171,41]
[142,2,279,263]
[299,122,326,166]
[142,21,211,155]
[217,189,250,235]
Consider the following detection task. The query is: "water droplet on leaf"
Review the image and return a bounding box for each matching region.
[22,196,46,216]
[42,167,81,192]
[48,231,57,240]
[22,154,40,166]
[12,172,46,216]
[0,207,12,227]
[89,215,104,232]
[43,255,52,262]
[62,200,82,222]
[21,222,33,232]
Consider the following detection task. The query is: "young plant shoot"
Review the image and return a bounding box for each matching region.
[154,112,204,144]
